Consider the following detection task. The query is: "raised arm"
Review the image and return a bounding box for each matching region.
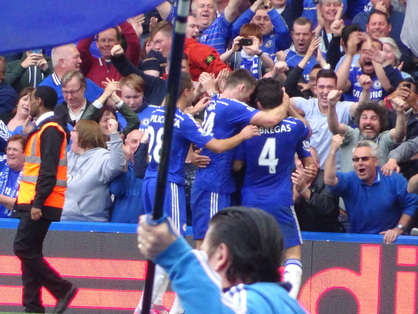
[336,32,361,92]
[156,1,172,20]
[389,97,407,143]
[224,0,244,23]
[327,90,348,135]
[205,125,259,153]
[324,134,344,187]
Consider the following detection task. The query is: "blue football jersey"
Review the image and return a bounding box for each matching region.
[117,104,159,133]
[193,97,258,194]
[236,117,310,206]
[145,107,213,184]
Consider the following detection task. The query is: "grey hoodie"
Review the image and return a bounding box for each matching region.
[61,133,126,221]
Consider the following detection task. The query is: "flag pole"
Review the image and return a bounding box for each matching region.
[141,0,190,312]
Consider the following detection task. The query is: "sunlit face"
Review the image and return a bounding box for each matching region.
[193,0,217,30]
[97,28,119,59]
[126,130,143,155]
[153,31,172,58]
[62,77,85,108]
[6,140,25,171]
[121,85,144,111]
[366,13,391,40]
[63,46,82,72]
[16,94,31,118]
[359,110,381,139]
[251,10,273,36]
[186,16,200,39]
[319,0,342,23]
[315,77,337,108]
[291,23,314,55]
[382,43,395,66]
[353,146,378,185]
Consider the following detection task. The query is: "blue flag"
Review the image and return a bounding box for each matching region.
[1,0,165,54]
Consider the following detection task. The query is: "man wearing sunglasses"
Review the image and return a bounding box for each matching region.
[324,136,417,243]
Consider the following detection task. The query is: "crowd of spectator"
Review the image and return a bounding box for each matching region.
[1,0,418,310]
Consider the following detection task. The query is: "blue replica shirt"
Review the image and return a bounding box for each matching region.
[193,97,258,194]
[39,72,103,104]
[284,49,322,82]
[0,156,21,218]
[167,7,231,54]
[343,66,386,102]
[156,237,307,314]
[117,101,159,133]
[329,168,418,233]
[236,117,310,206]
[145,107,213,184]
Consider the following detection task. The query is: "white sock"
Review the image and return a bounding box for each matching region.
[283,259,302,299]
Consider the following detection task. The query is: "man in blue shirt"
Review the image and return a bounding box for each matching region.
[324,136,418,243]
[39,44,103,104]
[285,17,322,82]
[233,78,312,299]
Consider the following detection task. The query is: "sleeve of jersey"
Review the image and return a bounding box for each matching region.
[155,238,237,314]
[182,115,213,149]
[295,122,311,159]
[395,174,418,218]
[228,100,258,126]
[328,172,351,197]
[231,9,254,38]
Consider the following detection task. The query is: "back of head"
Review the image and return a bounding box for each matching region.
[354,101,389,132]
[224,69,257,92]
[239,23,263,42]
[75,120,106,150]
[179,72,193,94]
[207,206,283,285]
[51,44,76,69]
[34,86,58,111]
[256,78,283,110]
[119,74,145,93]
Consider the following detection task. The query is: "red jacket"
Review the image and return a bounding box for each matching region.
[77,21,140,88]
[184,38,231,81]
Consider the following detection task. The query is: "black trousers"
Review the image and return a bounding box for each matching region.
[13,216,72,313]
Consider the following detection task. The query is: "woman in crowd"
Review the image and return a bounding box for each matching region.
[61,119,126,221]
[3,87,33,135]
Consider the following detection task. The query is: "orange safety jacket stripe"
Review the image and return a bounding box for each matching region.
[17,121,67,208]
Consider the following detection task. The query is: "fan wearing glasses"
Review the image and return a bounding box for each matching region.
[324,136,418,244]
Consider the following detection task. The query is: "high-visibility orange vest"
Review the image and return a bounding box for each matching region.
[17,121,67,208]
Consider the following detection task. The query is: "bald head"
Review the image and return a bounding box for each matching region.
[51,44,82,76]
